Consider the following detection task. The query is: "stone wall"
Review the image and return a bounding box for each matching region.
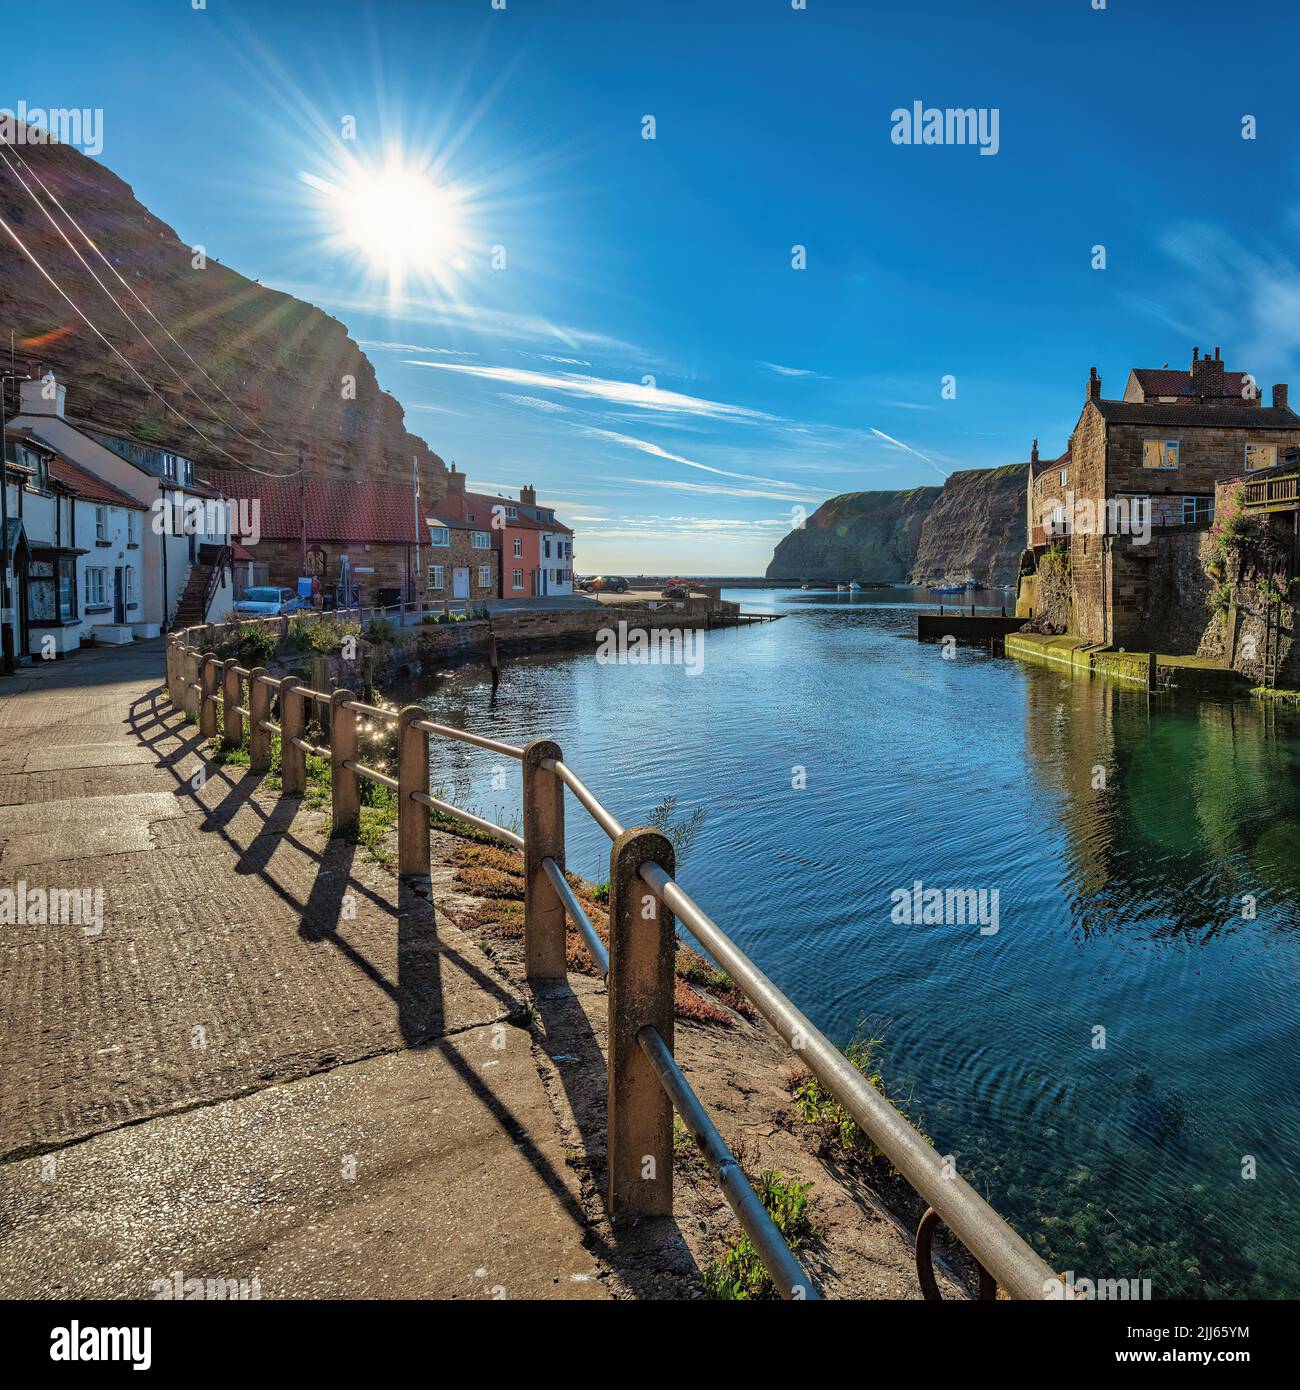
[1068,403,1108,643]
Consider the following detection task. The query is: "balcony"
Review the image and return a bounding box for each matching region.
[1030,519,1071,549]
[1243,471,1300,512]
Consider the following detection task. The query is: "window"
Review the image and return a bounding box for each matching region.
[427,564,445,590]
[84,567,107,607]
[161,454,177,480]
[477,565,492,588]
[511,568,524,590]
[127,510,139,545]
[429,525,450,547]
[1245,443,1277,471]
[1142,439,1180,469]
[95,506,108,541]
[471,530,491,549]
[57,556,77,620]
[512,536,522,559]
[125,567,136,606]
[1183,496,1214,524]
[505,505,517,518]
[1059,470,1068,487]
[543,538,551,558]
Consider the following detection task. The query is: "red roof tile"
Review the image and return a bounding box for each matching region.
[47,455,149,509]
[1131,368,1251,399]
[462,490,572,534]
[204,471,421,544]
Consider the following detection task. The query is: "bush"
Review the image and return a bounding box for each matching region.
[285,615,360,653]
[364,618,398,643]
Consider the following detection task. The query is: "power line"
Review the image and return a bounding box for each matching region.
[0,139,295,460]
[0,212,300,478]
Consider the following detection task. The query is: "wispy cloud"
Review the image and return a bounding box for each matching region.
[574,425,796,487]
[499,393,572,413]
[758,360,826,379]
[409,361,777,421]
[612,476,815,503]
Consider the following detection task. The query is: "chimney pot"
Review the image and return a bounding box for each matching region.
[1192,346,1199,362]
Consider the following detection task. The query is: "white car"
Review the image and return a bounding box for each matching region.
[232,586,306,617]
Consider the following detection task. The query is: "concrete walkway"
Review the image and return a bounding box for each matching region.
[0,643,606,1298]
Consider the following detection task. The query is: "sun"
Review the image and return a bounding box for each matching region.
[303,149,473,296]
[338,162,467,273]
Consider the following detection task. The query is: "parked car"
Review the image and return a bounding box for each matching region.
[232,586,306,617]
[574,576,594,592]
[589,575,629,594]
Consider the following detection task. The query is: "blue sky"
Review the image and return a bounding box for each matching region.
[6,0,1300,573]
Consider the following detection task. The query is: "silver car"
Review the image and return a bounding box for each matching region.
[232,586,306,617]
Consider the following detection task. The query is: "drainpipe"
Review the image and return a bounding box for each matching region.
[159,478,169,631]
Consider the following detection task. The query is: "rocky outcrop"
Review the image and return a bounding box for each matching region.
[766,463,1028,585]
[766,487,940,581]
[0,125,446,490]
[908,463,1028,586]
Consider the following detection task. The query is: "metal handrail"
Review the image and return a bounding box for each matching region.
[636,859,1054,1301]
[541,757,624,841]
[542,856,608,977]
[341,758,398,792]
[413,718,524,760]
[638,1024,818,1301]
[410,789,523,849]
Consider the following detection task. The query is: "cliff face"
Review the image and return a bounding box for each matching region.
[766,464,1028,585]
[907,463,1028,585]
[766,487,940,581]
[0,126,446,490]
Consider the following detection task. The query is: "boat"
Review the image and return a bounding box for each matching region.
[848,581,861,592]
[836,583,848,592]
[928,583,965,594]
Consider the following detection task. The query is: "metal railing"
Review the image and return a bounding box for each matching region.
[163,613,1057,1303]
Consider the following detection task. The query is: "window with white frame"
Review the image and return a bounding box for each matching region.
[429,525,450,547]
[125,567,136,605]
[1059,470,1068,488]
[471,530,491,549]
[427,564,445,590]
[477,565,492,588]
[511,568,523,590]
[84,567,108,607]
[95,506,108,541]
[127,510,139,544]
[1142,439,1180,469]
[1245,443,1277,471]
[512,536,522,558]
[505,505,517,518]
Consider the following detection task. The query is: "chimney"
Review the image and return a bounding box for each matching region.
[1274,383,1289,410]
[520,483,536,506]
[1190,344,1225,398]
[446,463,465,495]
[1030,438,1039,464]
[19,371,66,418]
[1087,366,1102,401]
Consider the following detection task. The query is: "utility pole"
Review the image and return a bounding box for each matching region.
[298,443,307,576]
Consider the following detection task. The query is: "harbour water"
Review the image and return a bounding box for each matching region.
[397,586,1300,1298]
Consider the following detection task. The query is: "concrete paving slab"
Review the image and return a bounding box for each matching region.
[0,1029,609,1300]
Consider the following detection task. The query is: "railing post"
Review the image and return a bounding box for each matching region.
[607,827,676,1221]
[183,647,200,720]
[397,705,430,877]
[280,676,306,795]
[199,652,219,739]
[331,689,360,834]
[248,670,271,773]
[221,658,242,748]
[522,738,566,980]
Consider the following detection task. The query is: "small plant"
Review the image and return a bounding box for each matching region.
[1210,582,1233,616]
[702,1168,818,1300]
[591,880,609,903]
[365,617,398,643]
[647,795,706,863]
[1257,571,1293,606]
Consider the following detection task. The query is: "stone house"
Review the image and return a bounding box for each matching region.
[206,470,427,607]
[441,469,576,598]
[1028,348,1300,647]
[425,494,500,604]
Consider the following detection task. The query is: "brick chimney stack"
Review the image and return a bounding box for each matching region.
[1030,438,1039,464]
[446,463,466,495]
[1274,383,1289,410]
[1190,344,1226,399]
[1087,366,1102,401]
[520,484,536,506]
